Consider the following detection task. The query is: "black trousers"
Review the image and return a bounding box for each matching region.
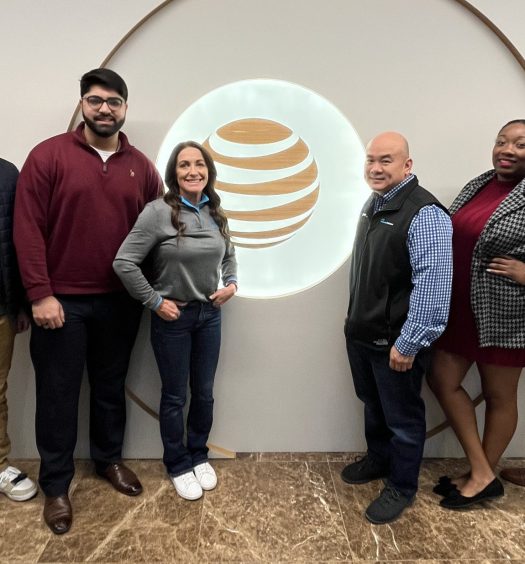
[30,293,142,497]
[346,339,429,497]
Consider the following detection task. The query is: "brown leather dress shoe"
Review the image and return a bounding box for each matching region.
[43,494,72,535]
[97,462,143,496]
[500,467,525,487]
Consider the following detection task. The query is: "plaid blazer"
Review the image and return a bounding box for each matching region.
[450,170,525,348]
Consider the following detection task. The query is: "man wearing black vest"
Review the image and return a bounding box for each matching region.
[342,132,453,524]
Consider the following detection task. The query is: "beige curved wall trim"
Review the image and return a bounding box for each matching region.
[455,0,525,71]
[67,0,525,132]
[66,0,176,131]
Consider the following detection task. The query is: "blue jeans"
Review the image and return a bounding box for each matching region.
[346,339,428,497]
[151,302,221,477]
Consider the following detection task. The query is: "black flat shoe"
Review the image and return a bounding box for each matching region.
[440,478,504,510]
[432,481,458,497]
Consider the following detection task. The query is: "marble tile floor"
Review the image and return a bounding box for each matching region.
[1,455,525,563]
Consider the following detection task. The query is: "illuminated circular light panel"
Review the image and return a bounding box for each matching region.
[156,79,369,299]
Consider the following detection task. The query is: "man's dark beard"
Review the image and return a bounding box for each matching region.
[82,112,125,138]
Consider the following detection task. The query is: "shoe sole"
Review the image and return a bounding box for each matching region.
[341,475,387,485]
[199,482,217,491]
[175,489,203,501]
[365,498,414,525]
[112,486,142,497]
[172,478,203,501]
[1,487,38,502]
[440,492,504,510]
[365,511,402,525]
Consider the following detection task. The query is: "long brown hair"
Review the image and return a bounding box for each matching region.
[164,141,230,239]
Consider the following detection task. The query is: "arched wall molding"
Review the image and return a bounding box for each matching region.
[67,0,525,131]
[454,0,525,71]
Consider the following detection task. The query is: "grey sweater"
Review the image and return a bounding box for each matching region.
[113,198,237,309]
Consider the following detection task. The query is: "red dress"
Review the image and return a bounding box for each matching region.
[436,178,525,366]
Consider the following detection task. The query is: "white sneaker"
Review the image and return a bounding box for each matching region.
[193,462,217,491]
[0,465,38,501]
[171,471,203,500]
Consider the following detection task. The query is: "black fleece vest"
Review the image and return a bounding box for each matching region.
[346,177,446,348]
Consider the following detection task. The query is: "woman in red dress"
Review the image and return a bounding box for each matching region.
[429,119,525,509]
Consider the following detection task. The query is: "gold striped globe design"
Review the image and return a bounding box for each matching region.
[203,118,320,249]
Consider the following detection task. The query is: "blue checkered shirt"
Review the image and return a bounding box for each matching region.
[374,175,453,356]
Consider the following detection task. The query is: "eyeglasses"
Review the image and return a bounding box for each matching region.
[82,95,124,111]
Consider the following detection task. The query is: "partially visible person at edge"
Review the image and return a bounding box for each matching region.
[342,132,453,524]
[428,119,525,508]
[0,158,37,502]
[13,68,163,534]
[114,140,237,501]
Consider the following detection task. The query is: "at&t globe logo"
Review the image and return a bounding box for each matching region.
[203,118,319,249]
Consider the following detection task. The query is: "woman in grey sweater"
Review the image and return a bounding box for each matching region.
[114,141,237,501]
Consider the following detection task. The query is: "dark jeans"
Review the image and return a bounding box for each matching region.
[346,339,428,497]
[30,293,143,497]
[151,302,221,477]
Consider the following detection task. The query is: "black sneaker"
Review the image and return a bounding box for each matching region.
[341,455,388,484]
[365,485,414,524]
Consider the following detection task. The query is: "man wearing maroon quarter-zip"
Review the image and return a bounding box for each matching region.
[14,68,163,534]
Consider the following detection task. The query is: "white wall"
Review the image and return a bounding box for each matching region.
[2,0,525,459]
